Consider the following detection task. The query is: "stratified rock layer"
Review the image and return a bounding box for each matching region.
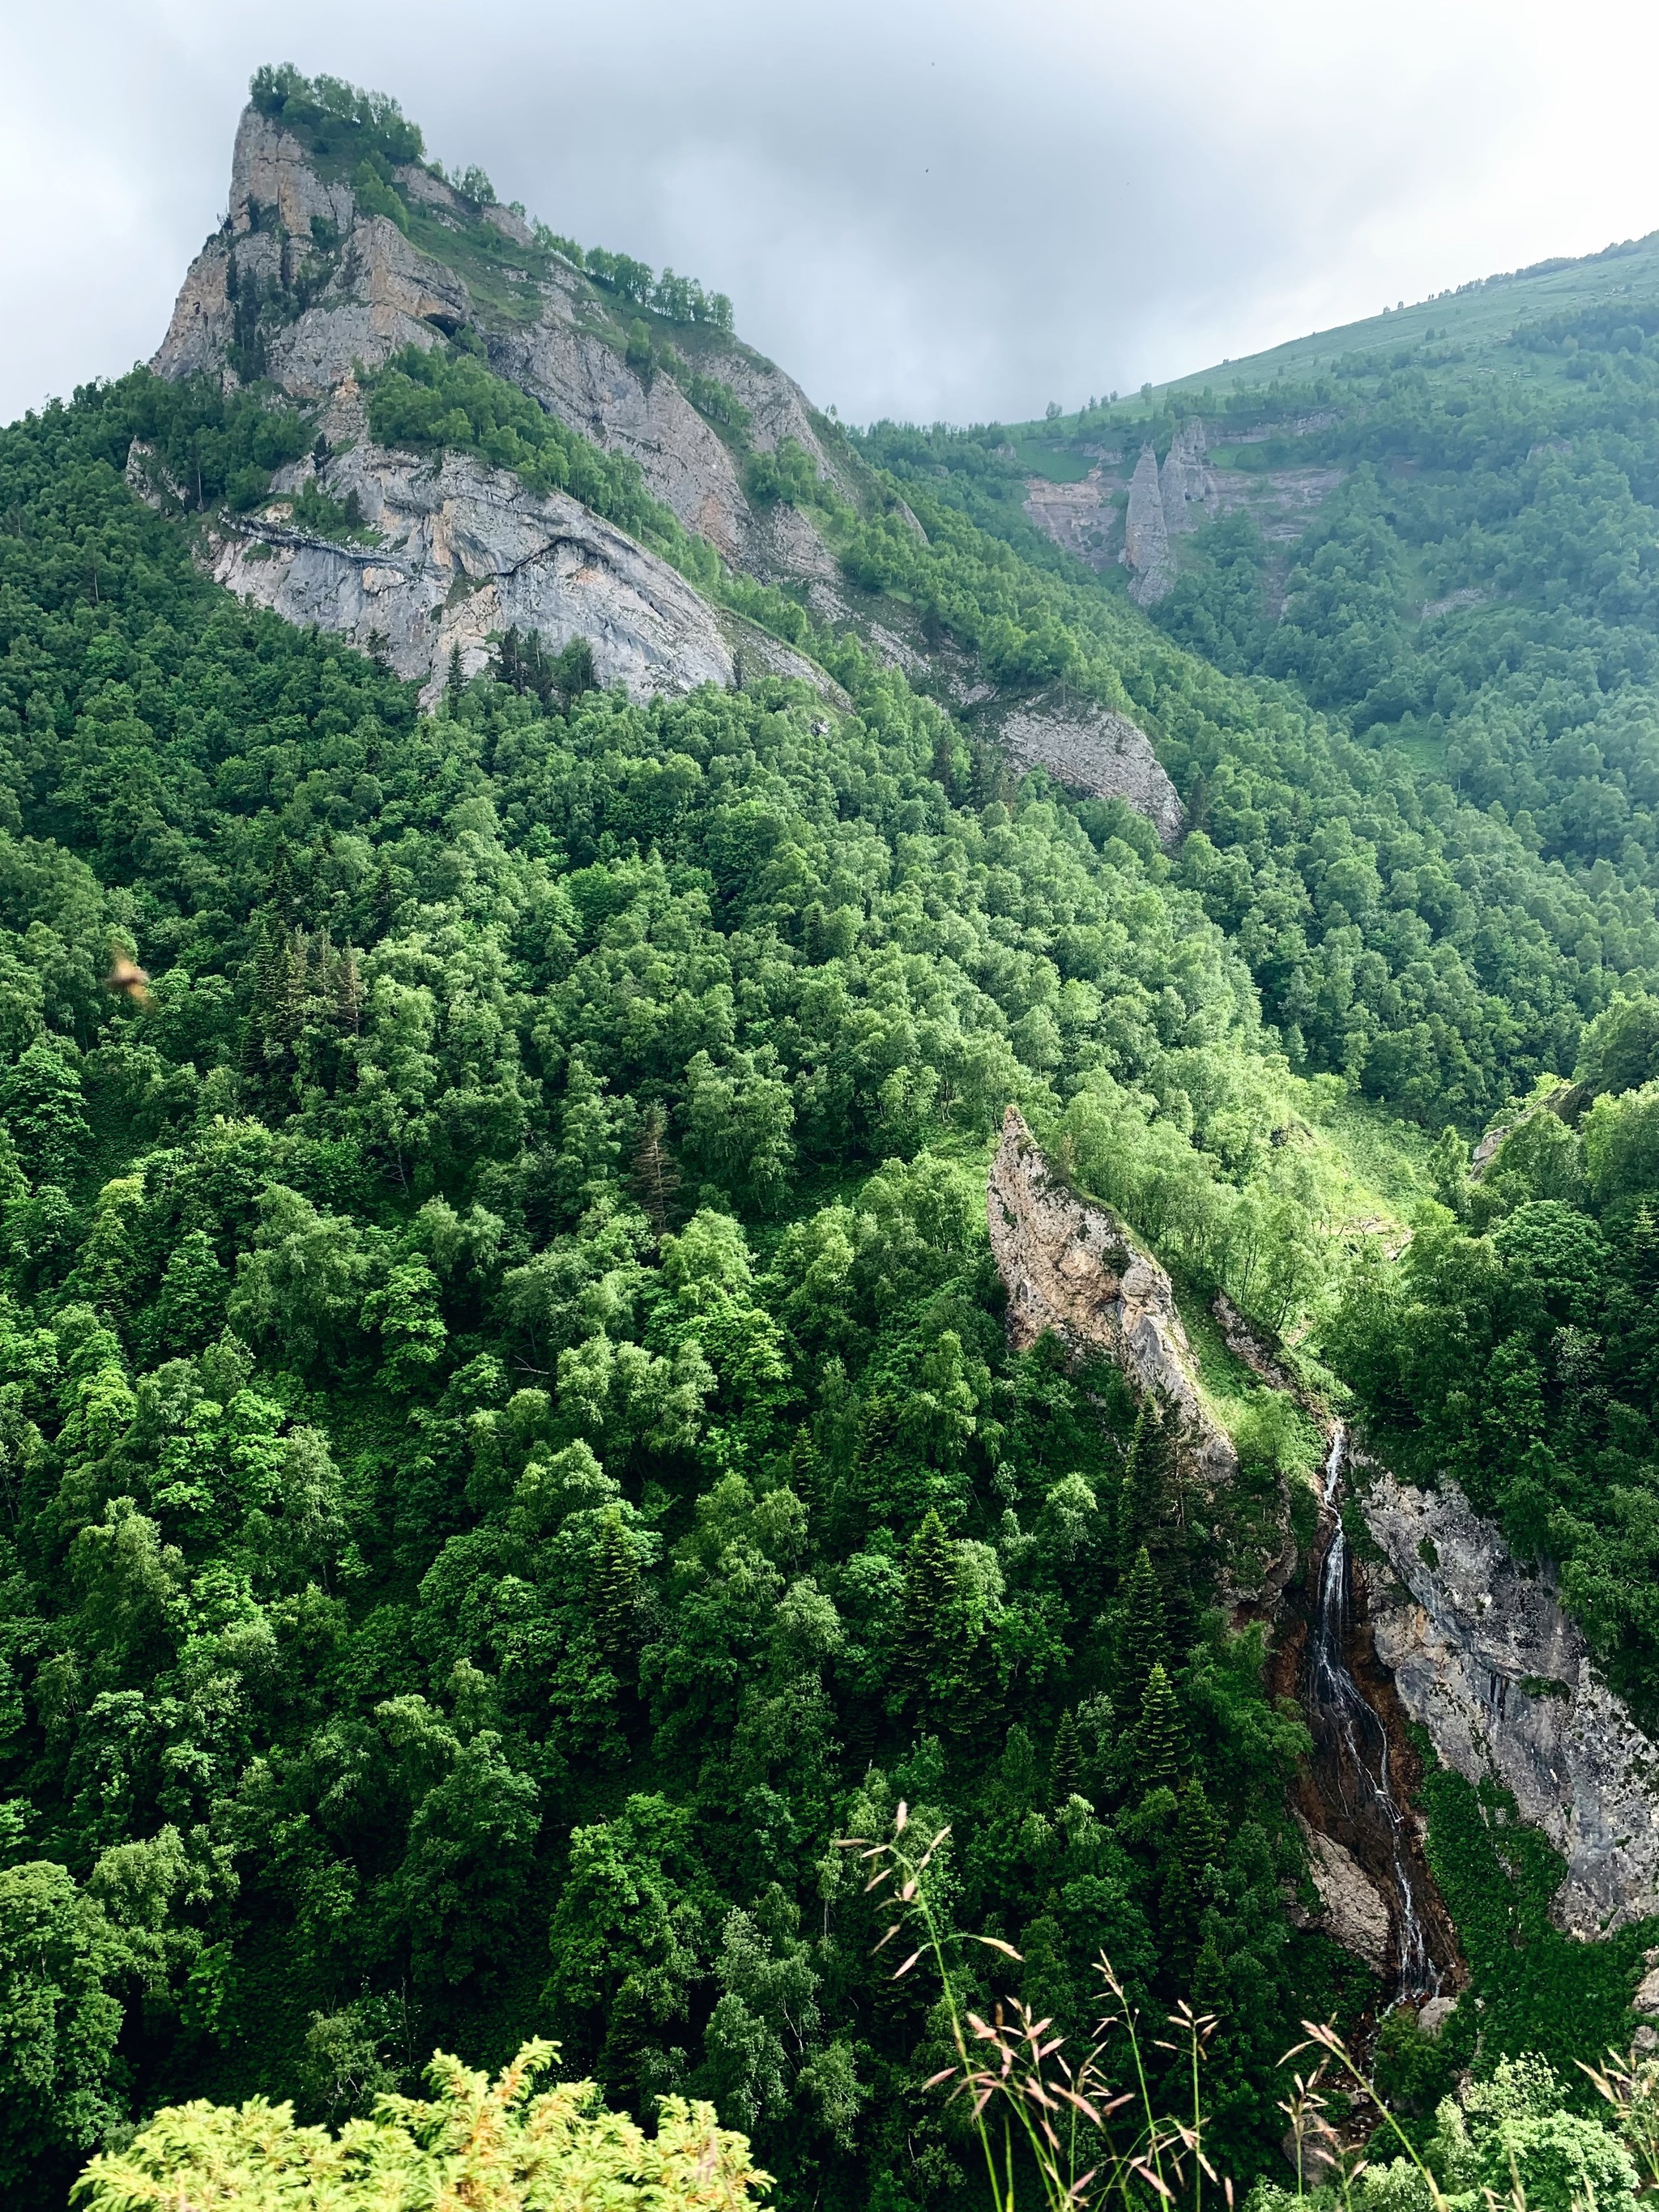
[986,1106,1235,1482]
[996,699,1185,847]
[208,441,760,710]
[1359,1460,1659,1937]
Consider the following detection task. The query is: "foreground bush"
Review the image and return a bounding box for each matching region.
[73,2040,769,2211]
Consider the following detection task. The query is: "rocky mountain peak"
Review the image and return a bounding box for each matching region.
[144,75,1188,836]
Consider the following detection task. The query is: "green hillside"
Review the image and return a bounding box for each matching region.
[1162,231,1659,403]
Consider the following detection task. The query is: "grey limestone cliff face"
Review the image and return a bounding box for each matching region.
[1123,446,1175,607]
[1159,419,1218,535]
[995,697,1185,847]
[1358,1459,1659,1937]
[490,307,757,565]
[987,1107,1235,1484]
[229,105,356,239]
[1290,1813,1392,1973]
[211,436,741,710]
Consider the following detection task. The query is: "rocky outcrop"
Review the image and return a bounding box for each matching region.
[987,1107,1235,1482]
[212,440,742,710]
[702,346,855,502]
[1469,1078,1586,1179]
[228,105,356,240]
[1358,1460,1659,1937]
[1291,1812,1393,1972]
[151,242,236,381]
[265,219,471,395]
[1159,420,1217,534]
[995,697,1184,847]
[1123,446,1175,606]
[491,308,757,564]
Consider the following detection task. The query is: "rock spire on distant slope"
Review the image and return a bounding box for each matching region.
[1159,419,1217,534]
[1123,445,1175,606]
[1119,420,1213,604]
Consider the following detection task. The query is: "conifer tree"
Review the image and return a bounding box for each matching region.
[787,1425,822,1532]
[1133,1662,1187,1796]
[1116,1544,1170,1719]
[898,1509,956,1712]
[589,1507,640,1669]
[1177,1778,1224,1898]
[1051,1708,1082,1807]
[1115,1396,1179,1568]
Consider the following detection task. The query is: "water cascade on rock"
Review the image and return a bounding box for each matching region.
[1307,1425,1441,2001]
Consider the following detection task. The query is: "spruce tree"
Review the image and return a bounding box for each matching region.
[898,1509,956,1713]
[1177,1778,1224,1898]
[787,1425,822,1532]
[1116,1545,1170,1719]
[1116,1399,1177,1568]
[1051,1708,1082,1807]
[589,1508,640,1669]
[1133,1662,1187,1796]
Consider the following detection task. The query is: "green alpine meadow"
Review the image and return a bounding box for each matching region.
[11,61,1659,2212]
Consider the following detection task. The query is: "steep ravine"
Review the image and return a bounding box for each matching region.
[987,1106,1659,1986]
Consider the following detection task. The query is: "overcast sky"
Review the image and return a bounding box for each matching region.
[4,0,1657,429]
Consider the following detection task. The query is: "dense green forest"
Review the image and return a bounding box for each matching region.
[11,64,1659,2212]
[0,364,1367,2209]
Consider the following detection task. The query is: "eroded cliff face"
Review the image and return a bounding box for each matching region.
[1358,1461,1659,1937]
[489,306,757,565]
[206,424,831,710]
[992,697,1185,847]
[987,1106,1235,1483]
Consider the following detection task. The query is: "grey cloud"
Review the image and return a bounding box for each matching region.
[0,0,1642,428]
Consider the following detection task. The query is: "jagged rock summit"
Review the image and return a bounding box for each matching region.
[144,71,1186,837]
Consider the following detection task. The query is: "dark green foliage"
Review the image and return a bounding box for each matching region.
[1422,1769,1653,2092]
[1115,1544,1171,1716]
[1133,1661,1188,1794]
[1325,1079,1659,1717]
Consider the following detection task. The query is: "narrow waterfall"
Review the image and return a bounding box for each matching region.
[1307,1425,1441,2001]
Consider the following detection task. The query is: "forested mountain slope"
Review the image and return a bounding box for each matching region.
[7,62,1659,2212]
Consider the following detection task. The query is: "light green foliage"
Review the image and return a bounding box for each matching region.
[1252,2053,1643,2212]
[73,2039,768,2210]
